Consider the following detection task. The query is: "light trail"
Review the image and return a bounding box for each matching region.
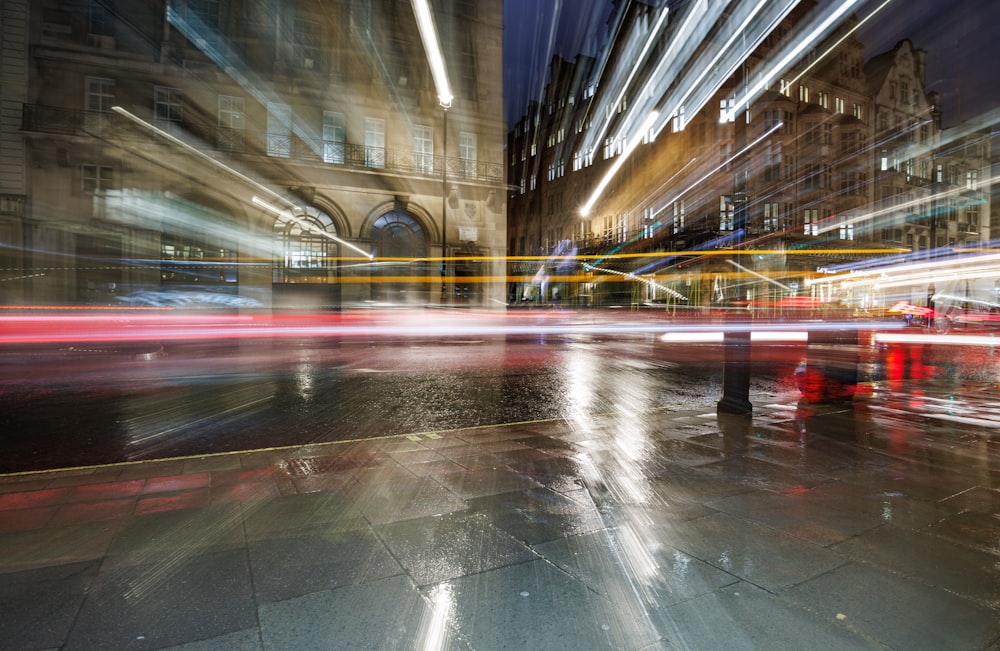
[724,0,867,123]
[875,332,1000,346]
[252,197,374,260]
[580,111,660,216]
[0,311,903,345]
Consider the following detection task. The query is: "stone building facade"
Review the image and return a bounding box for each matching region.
[0,0,506,308]
[506,0,990,311]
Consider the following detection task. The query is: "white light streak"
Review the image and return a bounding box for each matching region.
[251,197,374,260]
[580,111,659,216]
[411,0,453,107]
[875,333,1000,347]
[725,0,866,123]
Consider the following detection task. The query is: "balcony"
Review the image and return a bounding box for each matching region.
[21,103,504,184]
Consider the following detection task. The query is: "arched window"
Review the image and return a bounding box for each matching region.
[371,210,425,258]
[273,207,338,283]
[370,210,427,303]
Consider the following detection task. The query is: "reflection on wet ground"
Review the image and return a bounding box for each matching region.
[0,335,802,472]
[0,374,998,649]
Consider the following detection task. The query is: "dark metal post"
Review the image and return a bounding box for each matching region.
[718,319,753,414]
[441,106,448,302]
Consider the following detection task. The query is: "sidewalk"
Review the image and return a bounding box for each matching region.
[1,383,998,650]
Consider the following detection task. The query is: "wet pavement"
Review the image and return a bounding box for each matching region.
[1,377,998,650]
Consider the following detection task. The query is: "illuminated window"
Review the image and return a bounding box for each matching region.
[804,209,819,235]
[273,207,338,282]
[720,196,735,231]
[720,98,735,122]
[966,170,979,190]
[763,202,780,232]
[672,200,685,234]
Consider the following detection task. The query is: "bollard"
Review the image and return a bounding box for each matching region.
[718,325,753,414]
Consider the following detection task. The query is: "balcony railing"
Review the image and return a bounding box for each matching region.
[22,104,504,184]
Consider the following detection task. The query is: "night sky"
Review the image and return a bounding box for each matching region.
[502,0,999,128]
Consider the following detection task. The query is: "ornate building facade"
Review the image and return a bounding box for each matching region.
[506,0,991,311]
[0,0,506,308]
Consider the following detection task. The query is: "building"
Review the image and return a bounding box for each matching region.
[506,0,990,313]
[0,0,506,309]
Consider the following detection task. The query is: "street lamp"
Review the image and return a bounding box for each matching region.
[411,0,453,303]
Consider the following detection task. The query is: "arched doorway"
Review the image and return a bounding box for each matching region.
[272,206,341,310]
[370,210,428,304]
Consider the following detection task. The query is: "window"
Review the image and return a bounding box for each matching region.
[267,103,291,158]
[183,0,220,29]
[218,95,245,152]
[322,111,345,164]
[85,77,115,133]
[672,200,685,234]
[459,132,476,178]
[966,170,979,190]
[82,164,112,193]
[85,77,115,112]
[365,118,385,168]
[763,202,780,232]
[840,223,854,240]
[720,98,735,122]
[840,130,857,155]
[798,85,809,103]
[966,205,980,231]
[273,206,340,284]
[834,97,844,114]
[154,86,182,124]
[720,196,735,231]
[803,209,819,236]
[293,17,322,70]
[89,0,113,36]
[414,124,433,173]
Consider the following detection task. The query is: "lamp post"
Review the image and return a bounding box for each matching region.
[410,0,453,304]
[440,100,450,302]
